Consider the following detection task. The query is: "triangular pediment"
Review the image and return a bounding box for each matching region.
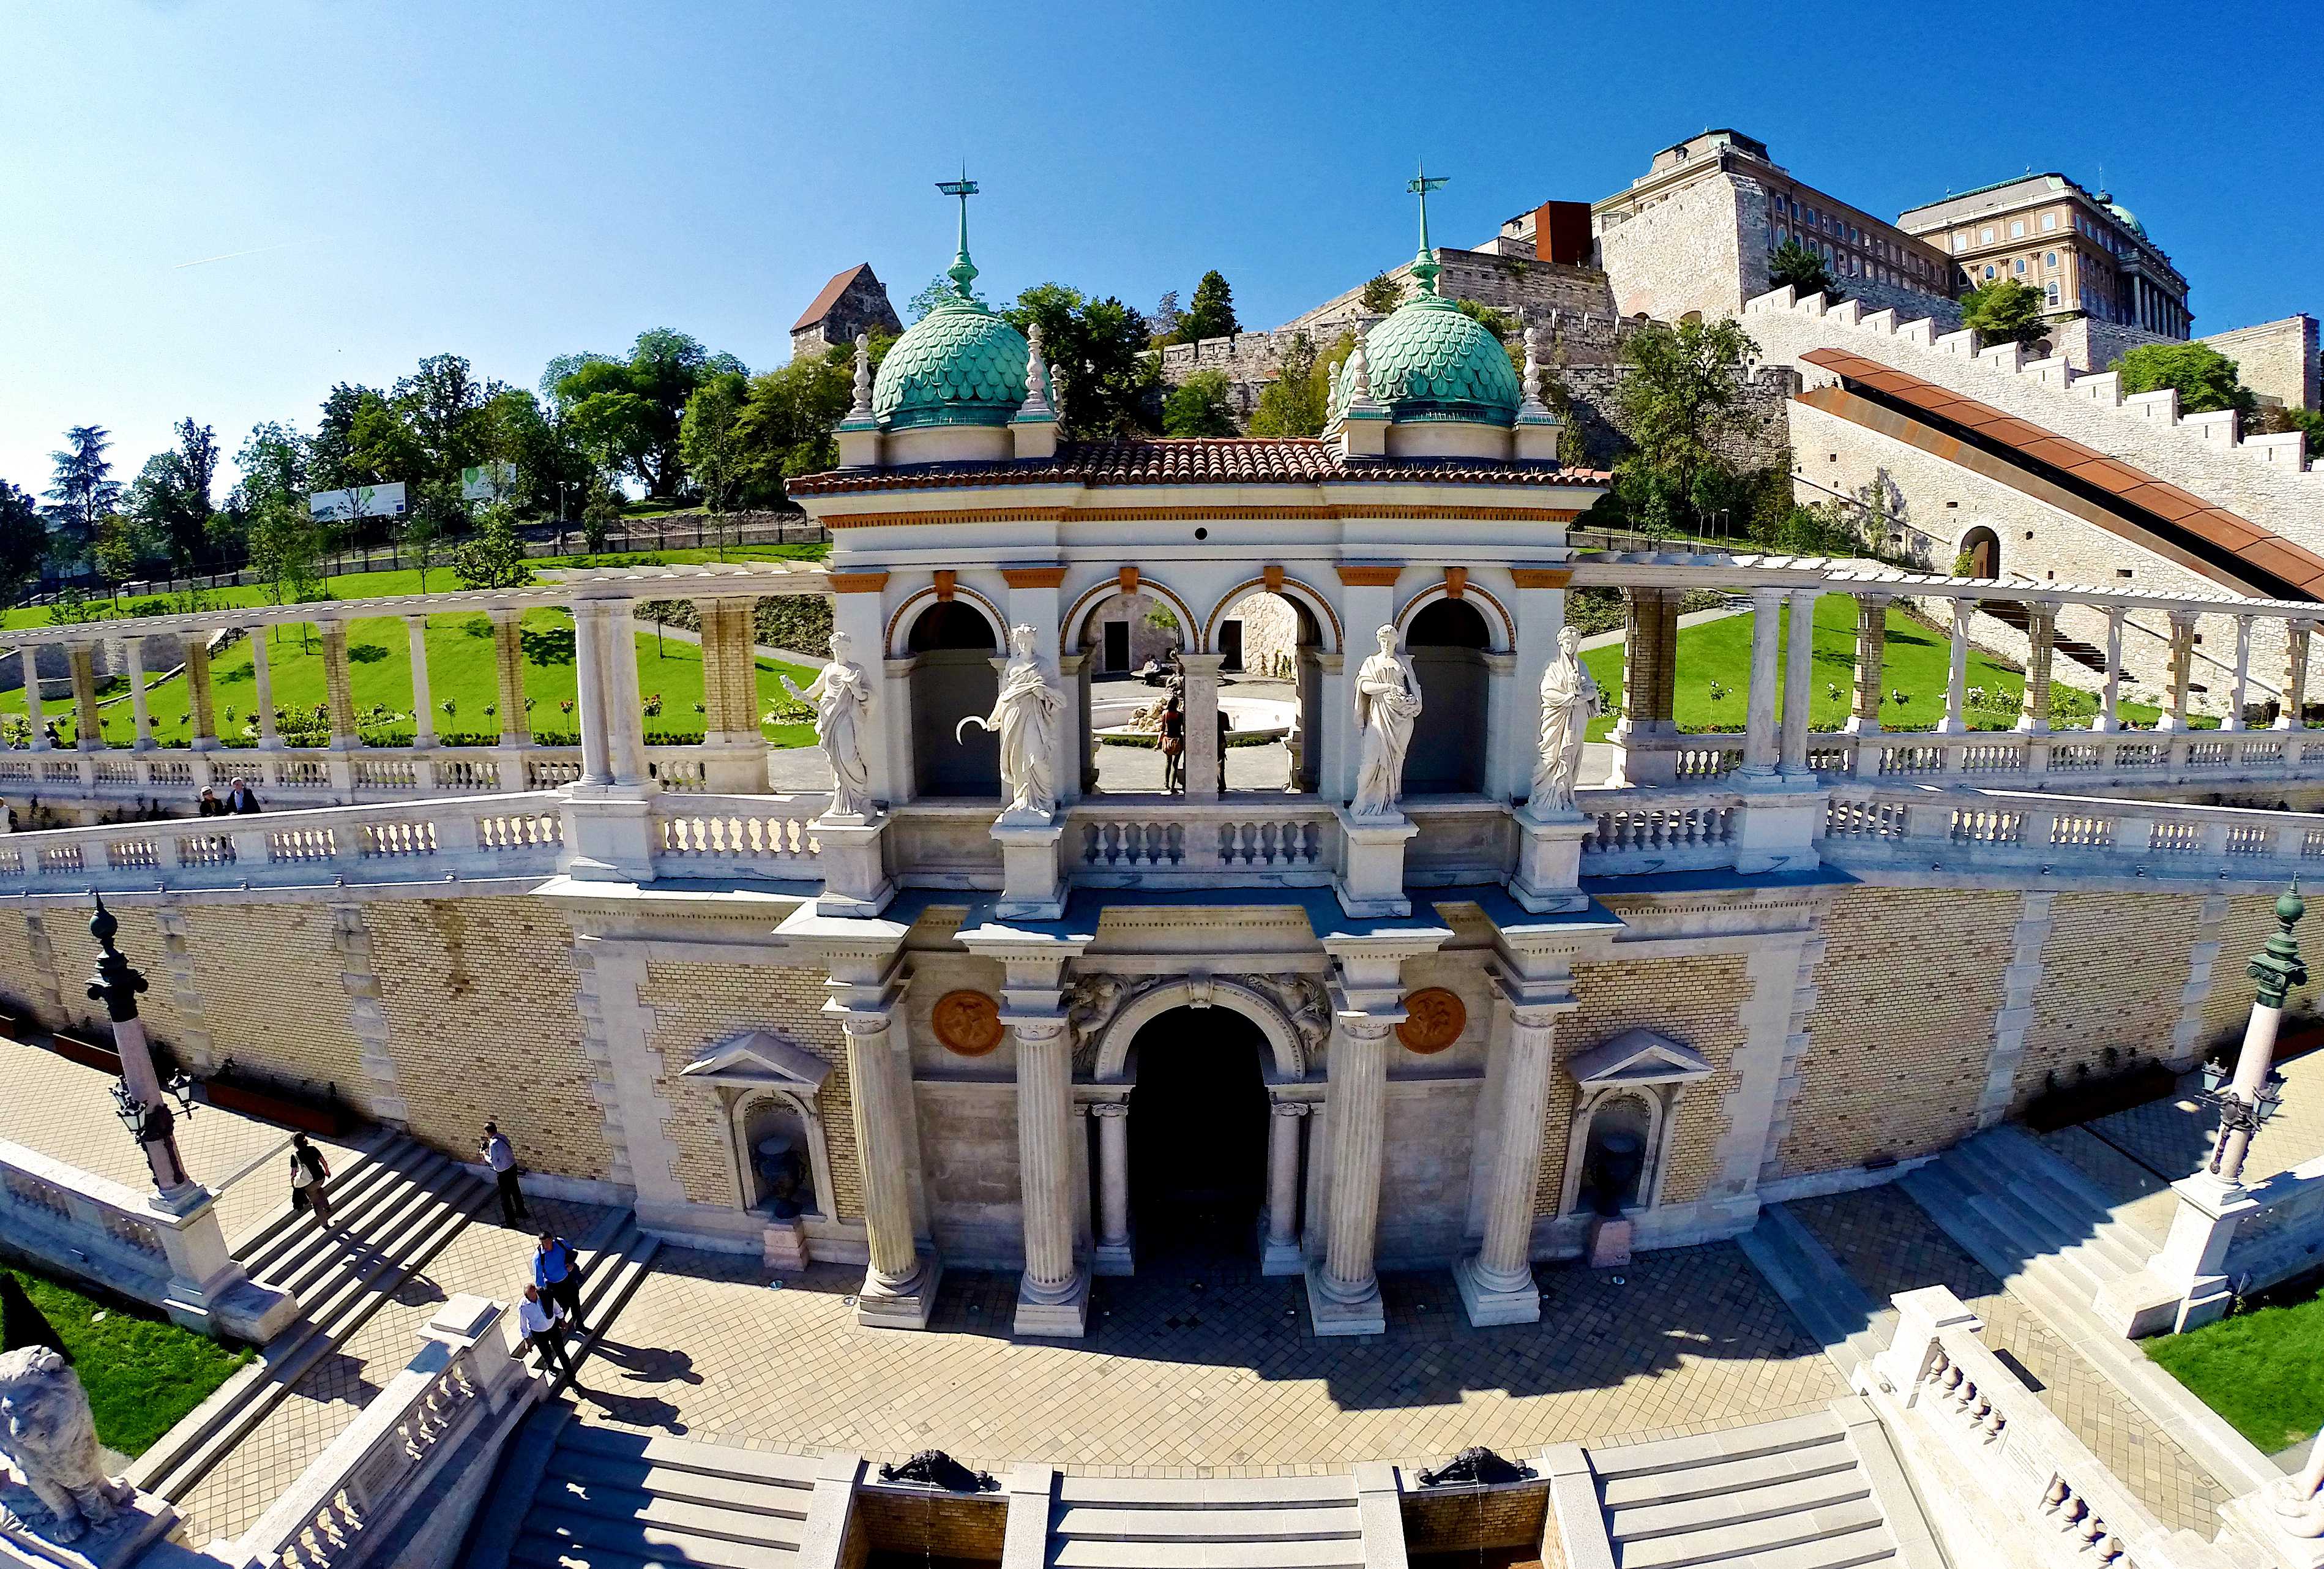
[1566,1028,1712,1090]
[679,1030,832,1093]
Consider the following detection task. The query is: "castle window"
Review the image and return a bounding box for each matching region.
[1980,226,1995,243]
[2041,213,2058,231]
[2045,252,2058,268]
[2010,219,2025,238]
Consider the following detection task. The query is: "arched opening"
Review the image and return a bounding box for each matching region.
[1577,1095,1653,1218]
[1403,598,1491,795]
[908,602,1000,799]
[1077,590,1187,794]
[739,1095,818,1219]
[1126,1005,1270,1260]
[1218,590,1319,794]
[1960,526,2001,582]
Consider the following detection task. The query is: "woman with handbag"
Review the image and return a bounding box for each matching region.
[1160,692,1185,794]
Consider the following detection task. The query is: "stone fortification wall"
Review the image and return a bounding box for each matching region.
[1597,171,1760,322]
[2050,316,2176,379]
[2200,315,2320,412]
[1563,362,1795,473]
[1281,247,1616,340]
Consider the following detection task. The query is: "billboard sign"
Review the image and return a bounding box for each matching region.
[308,482,408,522]
[461,463,518,503]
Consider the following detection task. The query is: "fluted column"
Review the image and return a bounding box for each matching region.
[1014,1017,1089,1336]
[489,605,529,744]
[1455,978,1567,1326]
[1262,1101,1309,1275]
[66,642,103,751]
[1779,588,1818,775]
[602,599,650,787]
[1309,1011,1391,1335]
[1846,592,1889,734]
[248,628,280,749]
[840,1006,938,1328]
[2015,602,2057,734]
[124,637,154,751]
[2094,609,2126,733]
[2158,609,2199,732]
[2279,621,2312,732]
[1932,597,1975,735]
[2224,615,2255,732]
[1179,651,1225,802]
[318,620,359,749]
[572,602,614,785]
[406,615,436,749]
[1737,586,1785,779]
[1091,1101,1132,1275]
[20,646,48,751]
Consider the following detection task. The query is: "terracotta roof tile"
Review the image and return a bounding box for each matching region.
[788,439,1608,495]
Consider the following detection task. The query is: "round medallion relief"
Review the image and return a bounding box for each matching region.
[1396,987,1467,1054]
[932,990,1004,1057]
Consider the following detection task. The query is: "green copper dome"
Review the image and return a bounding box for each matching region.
[873,300,1029,432]
[1361,293,1521,427]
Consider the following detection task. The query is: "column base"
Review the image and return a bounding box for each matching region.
[1332,806,1416,918]
[991,818,1067,921]
[855,1254,942,1331]
[1258,1219,1305,1277]
[1304,1261,1385,1337]
[1014,1268,1090,1338]
[813,817,894,918]
[1091,1235,1135,1277]
[204,1275,302,1344]
[1454,1254,1541,1327]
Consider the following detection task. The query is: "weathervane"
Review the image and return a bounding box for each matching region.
[936,167,981,301]
[1406,159,1448,295]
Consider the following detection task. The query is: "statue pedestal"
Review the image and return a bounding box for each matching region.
[812,815,893,918]
[560,785,660,882]
[0,1477,176,1569]
[762,1216,810,1275]
[991,817,1067,921]
[2096,1172,2257,1337]
[2222,1488,2324,1569]
[1332,807,1416,918]
[1508,806,1592,914]
[1586,1215,1634,1269]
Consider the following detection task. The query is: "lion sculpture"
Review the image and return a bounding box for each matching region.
[0,1346,134,1543]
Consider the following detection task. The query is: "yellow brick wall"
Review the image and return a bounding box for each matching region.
[1785,887,2018,1175]
[176,901,372,1108]
[637,962,864,1221]
[0,907,50,1022]
[61,903,195,1060]
[364,897,610,1182]
[2013,891,2204,1112]
[1537,953,1751,1216]
[2200,894,2296,1051]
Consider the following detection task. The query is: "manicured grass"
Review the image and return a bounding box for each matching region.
[2146,1289,2324,1451]
[1580,597,2182,740]
[2,1266,253,1456]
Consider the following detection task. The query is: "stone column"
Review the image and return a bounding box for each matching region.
[1610,588,1681,785]
[602,599,651,787]
[1262,1101,1309,1275]
[2158,609,2199,732]
[489,605,529,744]
[1179,651,1225,802]
[2224,614,2255,732]
[693,597,770,793]
[841,1007,938,1328]
[2015,601,2057,734]
[2278,620,2312,732]
[318,620,360,749]
[1737,586,1785,780]
[184,635,219,752]
[1058,653,1091,803]
[123,637,154,751]
[21,645,48,751]
[572,602,614,787]
[1091,1101,1132,1275]
[1779,588,1818,776]
[1455,978,1566,1327]
[2095,608,2126,733]
[66,642,103,751]
[1846,592,1889,735]
[1014,1018,1089,1336]
[249,628,280,749]
[406,615,436,750]
[1932,597,1975,735]
[1309,1012,1392,1336]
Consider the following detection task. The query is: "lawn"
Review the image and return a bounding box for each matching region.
[2,1265,253,1456]
[2145,1289,2324,1451]
[1580,596,2180,740]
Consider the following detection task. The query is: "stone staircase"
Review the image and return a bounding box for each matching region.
[1571,1404,1943,1569]
[1901,1125,2159,1308]
[1041,1473,1368,1568]
[1735,1203,1888,1379]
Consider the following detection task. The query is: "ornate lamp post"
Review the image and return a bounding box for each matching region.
[2205,882,2304,1185]
[88,894,201,1206]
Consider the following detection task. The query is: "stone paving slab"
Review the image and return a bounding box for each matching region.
[1788,1184,2227,1536]
[570,1240,1845,1481]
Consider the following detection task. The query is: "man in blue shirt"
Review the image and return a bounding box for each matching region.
[533,1231,588,1336]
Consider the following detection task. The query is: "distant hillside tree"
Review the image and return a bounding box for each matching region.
[1613,316,1763,532]
[1768,239,1837,301]
[1959,279,2049,348]
[2114,342,2256,418]
[1360,273,1403,315]
[1162,370,1238,437]
[1181,271,1239,342]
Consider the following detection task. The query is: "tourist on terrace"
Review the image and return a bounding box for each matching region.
[480,1121,531,1225]
[290,1133,333,1228]
[196,787,222,817]
[222,777,261,814]
[534,1230,588,1335]
[516,1284,578,1382]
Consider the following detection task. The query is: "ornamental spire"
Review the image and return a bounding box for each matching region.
[936,169,981,303]
[1407,159,1448,297]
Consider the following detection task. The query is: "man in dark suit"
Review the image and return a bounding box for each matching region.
[223,778,263,814]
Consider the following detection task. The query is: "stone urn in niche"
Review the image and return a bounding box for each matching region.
[1585,1130,1643,1268]
[755,1134,810,1275]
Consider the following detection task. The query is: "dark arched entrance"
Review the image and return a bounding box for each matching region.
[1404,597,1490,795]
[1126,1006,1269,1260]
[1960,526,2000,581]
[908,601,1001,798]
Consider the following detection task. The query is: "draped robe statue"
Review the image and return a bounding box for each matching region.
[958,623,1066,819]
[1528,624,1602,814]
[1349,625,1422,819]
[780,631,875,820]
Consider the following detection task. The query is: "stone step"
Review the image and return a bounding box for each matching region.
[1634,1529,1897,1569]
[544,1453,814,1524]
[556,1421,821,1491]
[232,1130,398,1271]
[517,1515,801,1569]
[270,1155,481,1300]
[532,1481,810,1549]
[457,1404,572,1569]
[1047,1535,1368,1569]
[1598,1436,1860,1510]
[1056,1476,1358,1510]
[1735,1207,1888,1378]
[1050,1503,1361,1542]
[1612,1496,1886,1569]
[1607,1469,1872,1545]
[1588,1412,1847,1481]
[1980,1127,2158,1274]
[242,1142,450,1287]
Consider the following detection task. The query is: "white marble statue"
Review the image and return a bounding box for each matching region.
[1349,624,1422,819]
[957,623,1066,819]
[0,1346,134,1544]
[780,631,876,820]
[2273,1426,2324,1537]
[1529,624,1602,814]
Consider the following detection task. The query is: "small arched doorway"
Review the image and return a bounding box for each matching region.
[1960,525,2000,581]
[1126,1005,1270,1260]
[908,602,1001,798]
[1403,598,1491,795]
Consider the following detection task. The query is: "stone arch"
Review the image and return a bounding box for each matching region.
[1395,581,1514,653]
[1556,1088,1668,1219]
[1061,575,1204,657]
[1957,524,2001,582]
[729,1086,831,1219]
[1091,978,1307,1084]
[886,583,1008,659]
[1200,575,1343,656]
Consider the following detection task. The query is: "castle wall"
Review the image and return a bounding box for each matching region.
[2199,315,2320,413]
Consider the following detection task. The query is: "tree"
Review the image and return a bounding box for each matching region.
[580,484,624,555]
[1247,334,1329,438]
[1003,285,1160,439]
[2114,342,2256,418]
[679,370,752,523]
[1959,279,2049,348]
[547,329,744,497]
[1614,316,1763,532]
[1146,290,1184,343]
[728,335,892,503]
[1359,273,1403,315]
[1181,271,1239,343]
[1768,238,1838,301]
[231,422,324,608]
[42,425,121,564]
[907,274,986,320]
[0,484,42,605]
[1162,370,1239,437]
[450,503,532,590]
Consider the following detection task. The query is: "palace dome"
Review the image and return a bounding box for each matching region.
[872,298,1029,431]
[1361,292,1521,427]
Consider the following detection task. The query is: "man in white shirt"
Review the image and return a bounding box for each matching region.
[480,1121,531,1226]
[517,1284,577,1381]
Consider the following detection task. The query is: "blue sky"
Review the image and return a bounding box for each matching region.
[6,0,2317,494]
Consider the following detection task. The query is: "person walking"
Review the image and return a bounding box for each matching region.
[515,1284,578,1382]
[480,1122,529,1226]
[290,1133,334,1227]
[533,1230,587,1336]
[1159,691,1185,794]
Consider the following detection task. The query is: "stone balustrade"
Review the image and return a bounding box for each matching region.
[1068,800,1340,885]
[1616,725,2324,795]
[1820,784,2324,882]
